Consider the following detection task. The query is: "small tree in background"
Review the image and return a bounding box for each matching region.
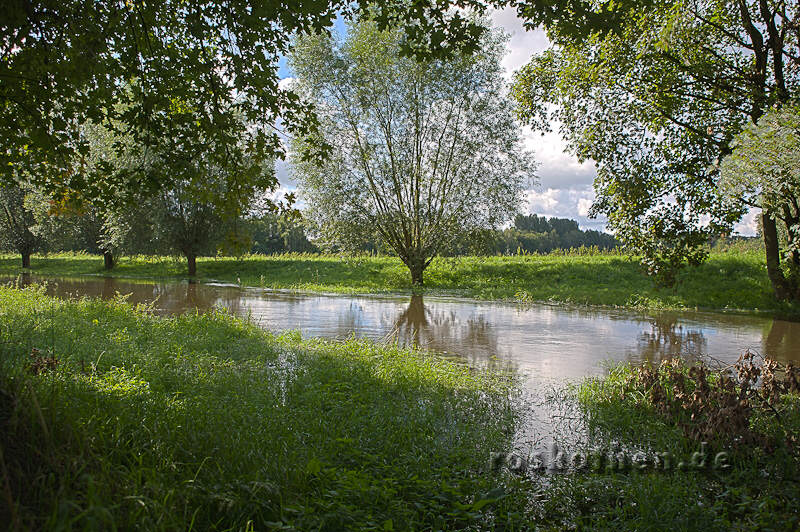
[0,180,43,268]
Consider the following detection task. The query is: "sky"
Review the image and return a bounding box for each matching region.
[274,7,759,235]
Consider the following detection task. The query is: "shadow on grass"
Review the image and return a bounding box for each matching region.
[0,285,524,531]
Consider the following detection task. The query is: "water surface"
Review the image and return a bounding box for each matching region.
[5,275,798,384]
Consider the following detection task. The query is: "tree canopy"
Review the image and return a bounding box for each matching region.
[510,0,799,292]
[289,19,536,284]
[1,1,494,205]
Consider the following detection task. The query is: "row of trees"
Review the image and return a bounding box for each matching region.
[1,179,614,266]
[0,179,317,273]
[3,1,798,298]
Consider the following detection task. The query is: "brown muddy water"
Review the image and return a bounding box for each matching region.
[4,274,798,383]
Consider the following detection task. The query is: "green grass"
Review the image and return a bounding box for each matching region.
[526,363,800,531]
[0,284,535,531]
[3,284,797,530]
[1,249,797,317]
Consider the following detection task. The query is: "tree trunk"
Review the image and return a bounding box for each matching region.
[762,211,790,300]
[187,253,197,277]
[103,250,115,270]
[21,251,30,269]
[408,259,425,286]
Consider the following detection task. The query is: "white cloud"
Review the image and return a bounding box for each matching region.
[489,7,603,227]
[734,208,760,237]
[278,77,295,90]
[525,188,560,212]
[524,186,606,230]
[489,7,549,80]
[577,197,593,217]
[275,159,294,188]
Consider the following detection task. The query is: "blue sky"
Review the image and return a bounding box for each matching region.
[273,7,759,235]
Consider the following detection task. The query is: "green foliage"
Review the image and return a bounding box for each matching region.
[2,1,495,206]
[454,214,619,255]
[290,18,535,285]
[720,104,800,295]
[551,360,800,531]
[245,213,319,255]
[0,180,43,265]
[511,0,799,292]
[0,284,528,530]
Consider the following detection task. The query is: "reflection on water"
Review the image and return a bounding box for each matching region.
[3,275,799,383]
[633,316,708,365]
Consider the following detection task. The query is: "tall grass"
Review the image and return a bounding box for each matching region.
[0,284,532,530]
[528,362,800,531]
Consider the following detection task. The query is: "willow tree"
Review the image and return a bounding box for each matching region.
[290,20,536,285]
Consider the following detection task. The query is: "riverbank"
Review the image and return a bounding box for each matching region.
[0,285,529,530]
[1,250,797,318]
[538,361,800,530]
[2,285,797,530]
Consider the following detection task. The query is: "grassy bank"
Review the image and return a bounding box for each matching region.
[2,249,797,317]
[3,285,797,530]
[0,285,531,530]
[530,360,800,531]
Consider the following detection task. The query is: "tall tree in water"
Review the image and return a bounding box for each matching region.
[290,19,536,285]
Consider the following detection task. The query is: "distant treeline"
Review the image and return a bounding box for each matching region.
[1,208,618,258]
[251,213,620,256]
[468,214,620,255]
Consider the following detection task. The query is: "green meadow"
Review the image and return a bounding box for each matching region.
[2,248,796,318]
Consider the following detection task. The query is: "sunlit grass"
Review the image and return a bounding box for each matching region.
[1,249,796,317]
[0,284,531,530]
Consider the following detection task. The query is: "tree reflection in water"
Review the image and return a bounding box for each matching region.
[631,314,708,365]
[387,295,512,371]
[764,319,800,361]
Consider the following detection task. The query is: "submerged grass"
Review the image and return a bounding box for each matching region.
[0,284,534,531]
[1,249,797,318]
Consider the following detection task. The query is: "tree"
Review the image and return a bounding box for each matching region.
[720,104,800,299]
[290,19,536,285]
[2,1,494,206]
[128,142,275,275]
[511,0,799,293]
[0,180,43,268]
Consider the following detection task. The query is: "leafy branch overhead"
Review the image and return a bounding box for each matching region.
[1,0,493,203]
